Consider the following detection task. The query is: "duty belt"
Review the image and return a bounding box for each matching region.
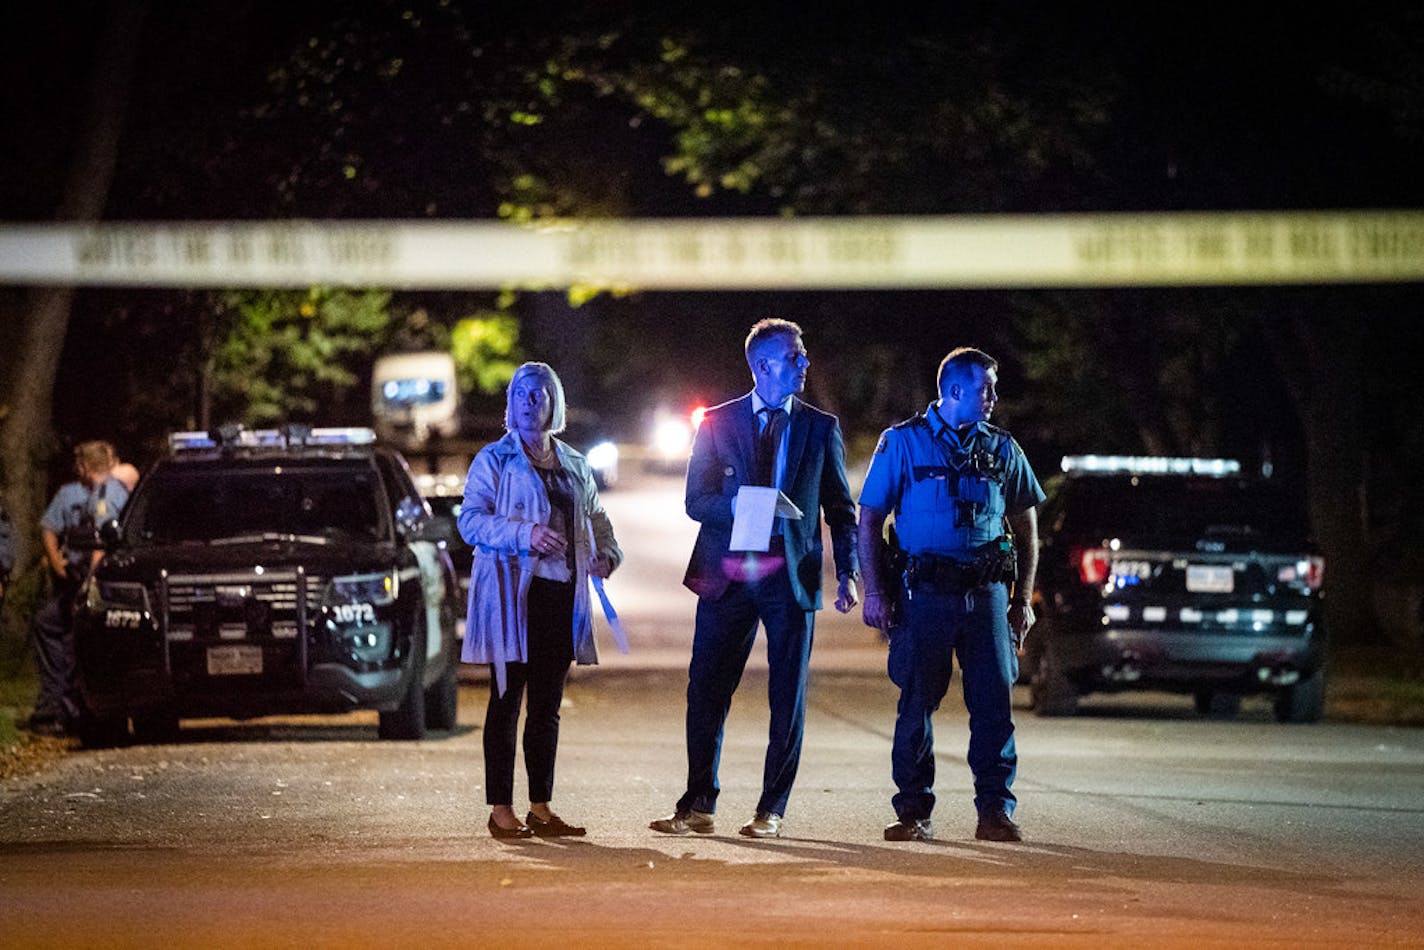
[903,553,1002,593]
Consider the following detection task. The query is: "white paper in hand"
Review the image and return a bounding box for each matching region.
[774,492,803,520]
[730,486,780,551]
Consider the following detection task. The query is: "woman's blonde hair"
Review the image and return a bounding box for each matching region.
[504,362,567,434]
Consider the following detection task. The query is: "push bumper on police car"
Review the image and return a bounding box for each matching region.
[77,563,426,718]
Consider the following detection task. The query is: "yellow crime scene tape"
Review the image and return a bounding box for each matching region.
[1,211,1422,289]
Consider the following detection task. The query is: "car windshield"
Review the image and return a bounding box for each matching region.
[125,460,386,544]
[1054,477,1308,542]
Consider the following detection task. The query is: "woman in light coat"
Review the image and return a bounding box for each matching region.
[459,362,622,838]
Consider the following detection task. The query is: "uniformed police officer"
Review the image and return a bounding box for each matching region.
[858,347,1044,843]
[28,441,130,736]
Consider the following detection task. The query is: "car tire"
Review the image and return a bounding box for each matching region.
[1273,668,1326,724]
[1194,691,1241,720]
[77,713,130,749]
[379,620,428,741]
[132,709,181,745]
[423,601,459,731]
[1031,642,1079,717]
[424,661,458,732]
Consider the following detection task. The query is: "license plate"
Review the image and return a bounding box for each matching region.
[207,644,263,675]
[1186,564,1234,593]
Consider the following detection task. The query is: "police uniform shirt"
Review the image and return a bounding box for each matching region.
[40,476,130,568]
[859,404,1044,558]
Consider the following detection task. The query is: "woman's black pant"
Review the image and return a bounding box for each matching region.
[484,576,575,806]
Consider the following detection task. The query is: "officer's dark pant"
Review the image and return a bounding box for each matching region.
[31,582,82,726]
[888,581,1018,822]
[678,562,814,818]
[484,577,575,807]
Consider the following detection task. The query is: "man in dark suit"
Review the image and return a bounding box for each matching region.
[651,319,859,839]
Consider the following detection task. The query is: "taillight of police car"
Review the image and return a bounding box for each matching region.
[646,405,706,470]
[1074,547,1112,586]
[1277,556,1325,593]
[652,415,692,458]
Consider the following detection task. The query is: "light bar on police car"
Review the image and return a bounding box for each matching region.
[169,426,377,453]
[1060,455,1242,476]
[302,427,376,445]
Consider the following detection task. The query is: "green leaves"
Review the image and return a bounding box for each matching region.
[449,313,522,395]
[207,288,392,425]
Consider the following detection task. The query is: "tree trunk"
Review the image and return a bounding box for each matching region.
[1259,298,1374,647]
[0,1,147,647]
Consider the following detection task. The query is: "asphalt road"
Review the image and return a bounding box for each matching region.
[2,469,1422,948]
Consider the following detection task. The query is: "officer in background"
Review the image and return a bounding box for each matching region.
[28,441,130,736]
[857,347,1044,843]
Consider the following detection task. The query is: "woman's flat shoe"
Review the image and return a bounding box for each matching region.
[525,812,586,837]
[488,814,534,839]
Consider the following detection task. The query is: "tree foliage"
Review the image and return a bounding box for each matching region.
[1011,291,1245,459]
[203,288,392,426]
[450,313,523,396]
[1323,3,1424,143]
[507,9,1116,216]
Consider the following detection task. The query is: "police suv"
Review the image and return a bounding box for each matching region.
[73,425,462,746]
[415,471,471,630]
[1026,456,1326,723]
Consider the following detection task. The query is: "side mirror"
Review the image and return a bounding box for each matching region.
[99,518,122,546]
[394,496,428,538]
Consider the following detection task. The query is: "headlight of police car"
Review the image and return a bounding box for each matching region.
[328,570,399,607]
[83,579,147,610]
[83,579,150,630]
[585,440,619,472]
[324,570,398,665]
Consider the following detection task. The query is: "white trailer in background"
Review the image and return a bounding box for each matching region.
[371,351,460,447]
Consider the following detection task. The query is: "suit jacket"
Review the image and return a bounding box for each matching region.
[682,393,858,610]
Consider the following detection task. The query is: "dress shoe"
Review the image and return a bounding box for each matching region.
[488,813,534,839]
[738,812,782,839]
[649,809,715,835]
[975,808,1023,842]
[526,812,586,837]
[883,818,933,842]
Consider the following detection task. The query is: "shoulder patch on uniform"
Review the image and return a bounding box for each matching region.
[980,421,1011,438]
[873,433,889,455]
[891,412,927,431]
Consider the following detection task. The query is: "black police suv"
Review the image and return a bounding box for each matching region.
[414,471,471,613]
[1026,456,1326,723]
[73,426,462,746]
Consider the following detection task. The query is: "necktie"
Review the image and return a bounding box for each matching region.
[757,407,786,487]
